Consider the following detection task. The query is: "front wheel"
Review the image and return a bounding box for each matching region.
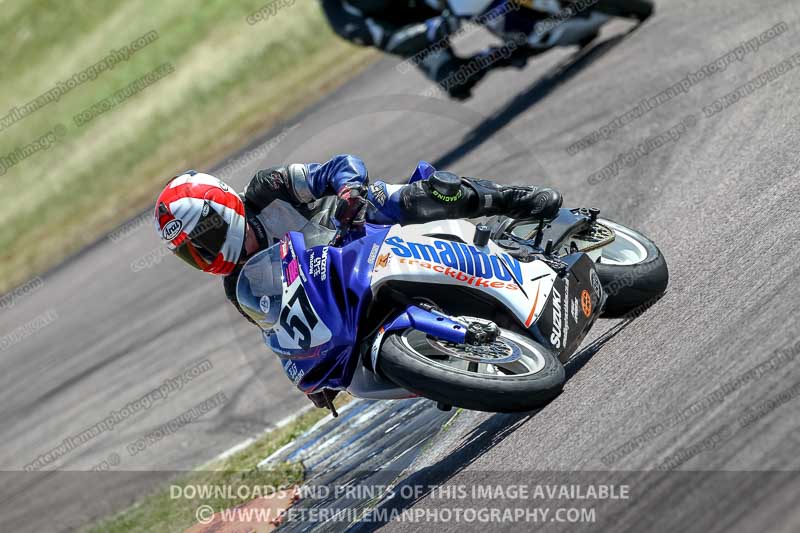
[377,319,565,413]
[591,0,654,21]
[593,219,668,318]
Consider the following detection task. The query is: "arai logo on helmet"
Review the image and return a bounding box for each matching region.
[161,219,183,241]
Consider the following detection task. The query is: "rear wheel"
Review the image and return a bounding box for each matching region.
[377,318,565,413]
[593,220,668,318]
[591,0,654,21]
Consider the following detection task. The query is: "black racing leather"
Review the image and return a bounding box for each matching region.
[397,175,560,223]
[399,178,476,222]
[462,178,561,219]
[223,167,324,325]
[428,171,462,200]
[321,0,442,51]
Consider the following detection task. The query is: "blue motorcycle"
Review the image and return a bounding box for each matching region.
[237,162,667,413]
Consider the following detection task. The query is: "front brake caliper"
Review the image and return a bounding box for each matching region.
[464,320,500,345]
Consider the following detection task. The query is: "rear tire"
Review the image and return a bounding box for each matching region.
[594,220,668,318]
[593,0,654,21]
[377,323,565,413]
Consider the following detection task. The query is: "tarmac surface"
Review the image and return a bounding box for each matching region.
[2,0,800,530]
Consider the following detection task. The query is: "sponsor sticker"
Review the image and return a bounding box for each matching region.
[571,297,580,323]
[376,253,391,269]
[370,327,387,370]
[550,287,563,349]
[161,219,182,241]
[369,183,387,206]
[385,236,524,289]
[581,289,592,317]
[562,276,570,346]
[397,258,519,290]
[285,259,300,285]
[283,360,305,386]
[367,243,380,265]
[309,247,328,281]
[590,268,603,298]
[259,295,271,314]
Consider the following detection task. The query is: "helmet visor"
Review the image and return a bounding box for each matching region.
[190,201,229,257]
[171,201,231,271]
[173,241,214,270]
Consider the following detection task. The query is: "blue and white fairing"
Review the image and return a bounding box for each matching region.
[236,162,602,398]
[237,222,391,394]
[236,219,559,396]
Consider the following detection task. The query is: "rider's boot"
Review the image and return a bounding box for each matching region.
[527,11,610,51]
[461,177,562,220]
[396,171,562,223]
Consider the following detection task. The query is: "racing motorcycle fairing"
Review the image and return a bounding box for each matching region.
[371,220,556,329]
[369,219,602,362]
[236,192,607,397]
[407,160,436,184]
[237,223,390,393]
[533,252,604,359]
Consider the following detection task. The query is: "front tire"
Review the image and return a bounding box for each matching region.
[377,321,565,413]
[594,220,668,318]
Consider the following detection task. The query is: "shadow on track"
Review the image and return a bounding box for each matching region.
[348,298,662,532]
[350,410,533,533]
[432,32,632,170]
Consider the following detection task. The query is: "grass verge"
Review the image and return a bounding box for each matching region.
[0,0,377,293]
[84,397,350,532]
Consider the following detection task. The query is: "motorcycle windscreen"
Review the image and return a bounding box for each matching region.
[236,244,283,330]
[252,199,316,243]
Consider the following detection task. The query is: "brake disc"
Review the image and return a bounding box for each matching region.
[427,318,522,365]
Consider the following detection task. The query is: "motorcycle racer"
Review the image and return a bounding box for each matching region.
[319,0,611,99]
[153,154,561,406]
[320,0,521,99]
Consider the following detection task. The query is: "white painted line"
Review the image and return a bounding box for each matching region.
[258,399,364,469]
[214,438,255,461]
[274,404,313,429]
[204,404,315,468]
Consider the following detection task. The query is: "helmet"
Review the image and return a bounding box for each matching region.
[154,171,246,276]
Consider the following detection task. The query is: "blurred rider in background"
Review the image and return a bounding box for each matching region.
[321,0,495,99]
[320,0,608,100]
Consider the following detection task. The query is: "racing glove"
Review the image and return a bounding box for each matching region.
[334,184,368,229]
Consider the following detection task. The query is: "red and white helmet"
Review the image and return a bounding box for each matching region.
[154,171,246,276]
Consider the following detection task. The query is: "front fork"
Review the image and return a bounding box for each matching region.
[368,304,467,371]
[368,300,501,371]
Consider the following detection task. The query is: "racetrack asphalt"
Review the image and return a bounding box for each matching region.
[1,0,800,531]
